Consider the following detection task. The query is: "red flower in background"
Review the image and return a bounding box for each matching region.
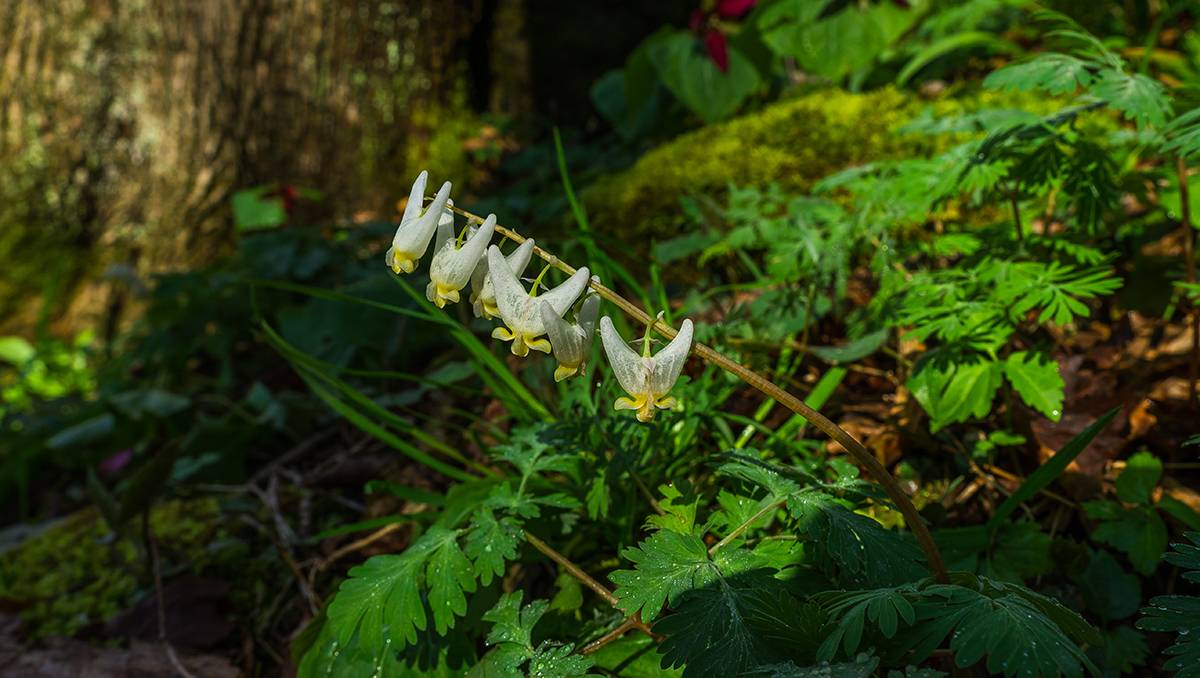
[715,0,756,19]
[704,31,729,72]
[691,0,756,73]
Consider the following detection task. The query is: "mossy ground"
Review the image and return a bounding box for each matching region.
[580,87,1058,244]
[0,498,226,639]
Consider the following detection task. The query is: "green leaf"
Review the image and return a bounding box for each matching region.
[1003,351,1064,421]
[589,636,683,678]
[898,32,1017,87]
[988,522,1053,582]
[479,592,594,677]
[815,587,918,660]
[763,5,886,80]
[0,336,35,365]
[610,530,715,622]
[908,356,1003,431]
[1159,495,1200,531]
[809,330,888,364]
[788,493,926,587]
[988,408,1118,531]
[326,530,441,653]
[1093,625,1148,676]
[909,580,1099,677]
[650,33,760,123]
[1137,533,1200,678]
[465,509,520,586]
[1163,107,1200,160]
[654,570,811,678]
[1076,550,1141,622]
[428,552,484,632]
[45,413,115,450]
[1088,69,1172,129]
[109,388,191,419]
[646,483,703,534]
[231,186,287,231]
[1115,451,1163,505]
[1085,502,1168,575]
[984,54,1095,95]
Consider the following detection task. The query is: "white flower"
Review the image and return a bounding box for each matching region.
[427,214,496,308]
[470,238,535,319]
[487,245,590,357]
[385,171,452,275]
[539,289,599,382]
[599,316,693,422]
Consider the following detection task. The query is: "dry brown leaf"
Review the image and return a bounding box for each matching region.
[1128,399,1157,439]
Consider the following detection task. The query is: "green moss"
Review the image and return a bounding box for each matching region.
[580,87,1059,242]
[0,498,225,639]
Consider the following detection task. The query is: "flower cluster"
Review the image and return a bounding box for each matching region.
[388,171,693,421]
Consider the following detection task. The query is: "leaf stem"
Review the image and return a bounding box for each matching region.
[709,499,784,556]
[1008,188,1024,246]
[522,530,660,647]
[448,203,949,584]
[580,617,640,655]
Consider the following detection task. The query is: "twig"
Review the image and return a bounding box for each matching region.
[447,203,949,584]
[315,522,405,572]
[249,429,338,485]
[581,617,640,655]
[143,512,197,678]
[522,530,660,642]
[629,468,666,516]
[250,481,322,614]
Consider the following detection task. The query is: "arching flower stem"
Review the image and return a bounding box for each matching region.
[436,200,949,584]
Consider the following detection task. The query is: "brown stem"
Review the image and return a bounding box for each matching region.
[450,204,949,584]
[1179,156,1198,408]
[522,531,660,641]
[1009,190,1024,245]
[580,617,640,655]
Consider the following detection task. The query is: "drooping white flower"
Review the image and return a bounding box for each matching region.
[470,238,535,319]
[539,289,600,382]
[599,315,693,422]
[427,214,496,308]
[386,171,453,275]
[487,245,590,357]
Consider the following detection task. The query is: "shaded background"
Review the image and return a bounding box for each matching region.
[0,0,689,336]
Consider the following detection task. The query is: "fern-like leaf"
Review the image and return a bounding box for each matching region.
[1088,70,1173,129]
[478,592,596,677]
[610,530,717,622]
[984,53,1094,95]
[654,569,812,678]
[1137,532,1200,678]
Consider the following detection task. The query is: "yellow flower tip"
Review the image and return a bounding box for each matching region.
[482,300,500,319]
[510,338,531,357]
[435,285,460,306]
[390,254,416,275]
[655,396,677,410]
[526,336,552,354]
[614,395,643,412]
[553,363,580,382]
[492,326,516,342]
